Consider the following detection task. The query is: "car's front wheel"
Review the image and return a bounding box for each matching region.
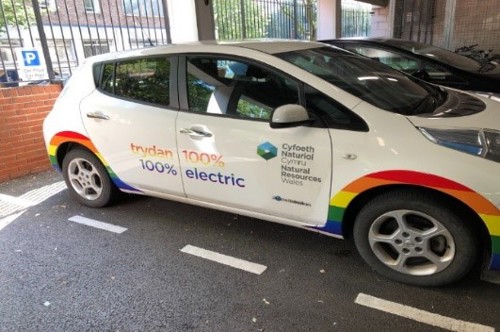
[62,148,117,208]
[353,190,478,287]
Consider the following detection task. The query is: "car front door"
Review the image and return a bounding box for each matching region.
[80,56,184,196]
[175,55,332,225]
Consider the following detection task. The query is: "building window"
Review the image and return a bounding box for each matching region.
[129,39,157,48]
[123,0,164,17]
[48,40,76,63]
[83,40,110,58]
[38,0,56,11]
[84,0,101,13]
[0,39,21,66]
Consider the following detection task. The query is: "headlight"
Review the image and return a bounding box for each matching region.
[419,127,500,162]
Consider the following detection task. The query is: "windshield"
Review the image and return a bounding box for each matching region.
[386,40,482,71]
[277,46,445,116]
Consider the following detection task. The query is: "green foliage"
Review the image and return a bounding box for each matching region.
[275,0,317,40]
[213,0,269,40]
[237,98,271,119]
[0,0,35,33]
[213,0,317,41]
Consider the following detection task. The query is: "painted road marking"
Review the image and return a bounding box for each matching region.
[355,293,495,332]
[68,216,128,234]
[0,211,26,232]
[0,181,67,231]
[0,181,66,218]
[0,194,33,208]
[180,245,267,275]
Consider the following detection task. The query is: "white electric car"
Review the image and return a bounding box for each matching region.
[43,40,500,286]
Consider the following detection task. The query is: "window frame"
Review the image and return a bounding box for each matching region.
[39,0,56,11]
[122,0,164,17]
[84,0,101,13]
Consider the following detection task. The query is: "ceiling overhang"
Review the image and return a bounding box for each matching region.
[357,0,389,7]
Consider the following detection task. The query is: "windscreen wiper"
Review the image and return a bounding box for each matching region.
[478,62,496,73]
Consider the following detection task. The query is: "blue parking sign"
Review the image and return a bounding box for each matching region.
[22,50,41,66]
[16,47,48,81]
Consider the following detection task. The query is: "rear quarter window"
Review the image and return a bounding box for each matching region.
[96,57,171,106]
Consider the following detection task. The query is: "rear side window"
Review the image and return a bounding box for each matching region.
[97,57,171,106]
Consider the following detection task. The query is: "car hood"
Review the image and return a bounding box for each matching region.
[407,92,500,130]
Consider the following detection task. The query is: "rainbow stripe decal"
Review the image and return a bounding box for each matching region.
[314,170,500,270]
[48,131,140,192]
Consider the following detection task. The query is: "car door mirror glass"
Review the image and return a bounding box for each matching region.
[270,104,312,128]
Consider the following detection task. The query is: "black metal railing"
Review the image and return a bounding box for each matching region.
[1,0,372,87]
[213,0,371,41]
[0,0,171,86]
[214,0,317,41]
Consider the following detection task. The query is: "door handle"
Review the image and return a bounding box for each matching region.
[86,112,110,120]
[180,128,213,138]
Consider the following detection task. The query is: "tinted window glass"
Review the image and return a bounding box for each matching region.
[101,63,114,94]
[277,47,442,116]
[113,57,170,105]
[345,46,419,73]
[304,85,367,131]
[186,57,299,120]
[386,40,481,71]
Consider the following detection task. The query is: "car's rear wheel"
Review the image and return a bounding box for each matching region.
[62,148,117,207]
[353,190,478,286]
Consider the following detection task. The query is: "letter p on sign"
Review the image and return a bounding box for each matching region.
[22,50,41,66]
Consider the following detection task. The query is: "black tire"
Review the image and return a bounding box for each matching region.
[62,148,118,208]
[353,190,478,287]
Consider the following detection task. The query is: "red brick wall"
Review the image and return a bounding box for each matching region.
[0,84,62,183]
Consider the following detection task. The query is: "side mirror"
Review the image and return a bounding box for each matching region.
[270,104,313,129]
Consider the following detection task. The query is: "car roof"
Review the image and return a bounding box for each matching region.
[84,39,326,64]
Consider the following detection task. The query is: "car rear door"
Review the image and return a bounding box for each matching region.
[80,55,185,196]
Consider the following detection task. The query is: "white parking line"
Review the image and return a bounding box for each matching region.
[0,181,67,218]
[355,293,495,332]
[68,216,128,234]
[180,245,267,275]
[0,211,26,232]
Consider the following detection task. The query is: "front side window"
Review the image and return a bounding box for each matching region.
[186,57,299,120]
[98,57,170,106]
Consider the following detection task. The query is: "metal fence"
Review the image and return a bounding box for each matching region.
[393,0,435,44]
[0,0,170,86]
[342,1,371,37]
[213,0,371,41]
[2,0,372,87]
[214,0,317,40]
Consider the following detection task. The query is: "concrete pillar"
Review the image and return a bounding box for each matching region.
[194,0,216,40]
[165,0,215,42]
[317,0,342,40]
[166,0,198,42]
